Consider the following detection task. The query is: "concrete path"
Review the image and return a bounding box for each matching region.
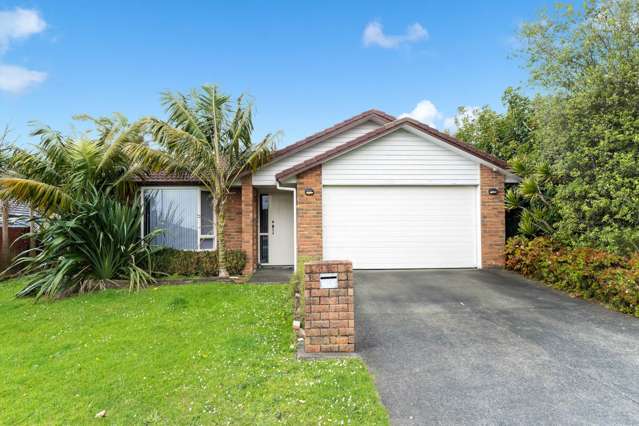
[248,267,292,284]
[356,269,639,425]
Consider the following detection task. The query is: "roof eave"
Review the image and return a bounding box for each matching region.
[276,118,511,183]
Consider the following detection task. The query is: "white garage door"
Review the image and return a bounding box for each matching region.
[323,186,478,269]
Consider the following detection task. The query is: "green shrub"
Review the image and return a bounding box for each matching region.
[596,268,639,316]
[152,248,246,277]
[15,191,160,299]
[505,236,638,317]
[224,250,247,276]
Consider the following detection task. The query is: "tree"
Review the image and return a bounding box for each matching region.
[1,114,146,213]
[0,127,12,268]
[0,115,159,298]
[135,85,276,277]
[454,87,537,162]
[517,0,639,254]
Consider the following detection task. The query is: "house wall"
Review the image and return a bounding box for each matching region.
[480,165,505,267]
[322,129,479,185]
[296,166,322,260]
[252,120,382,186]
[291,158,506,270]
[224,188,242,251]
[241,176,258,274]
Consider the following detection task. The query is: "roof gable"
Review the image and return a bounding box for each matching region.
[267,109,395,164]
[252,112,394,186]
[276,118,509,182]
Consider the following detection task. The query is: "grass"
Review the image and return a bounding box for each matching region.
[0,279,388,425]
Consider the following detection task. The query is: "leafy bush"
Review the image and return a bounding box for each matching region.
[224,250,247,276]
[15,192,160,299]
[506,236,638,317]
[152,248,246,277]
[596,268,639,316]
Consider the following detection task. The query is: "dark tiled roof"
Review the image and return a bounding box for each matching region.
[270,109,395,161]
[135,172,200,185]
[237,109,395,177]
[276,117,509,182]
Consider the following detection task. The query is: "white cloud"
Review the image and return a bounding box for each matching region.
[399,100,442,127]
[0,8,46,53]
[0,8,47,94]
[400,100,480,134]
[362,21,428,49]
[0,64,47,93]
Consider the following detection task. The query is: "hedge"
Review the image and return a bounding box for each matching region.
[151,248,247,277]
[505,236,639,317]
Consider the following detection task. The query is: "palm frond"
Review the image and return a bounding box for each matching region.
[160,91,208,141]
[122,142,185,175]
[504,187,523,210]
[0,177,73,214]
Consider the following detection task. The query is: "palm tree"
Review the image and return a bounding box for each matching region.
[133,85,276,277]
[0,127,12,268]
[0,114,146,214]
[0,115,160,298]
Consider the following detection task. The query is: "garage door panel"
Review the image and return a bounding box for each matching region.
[323,186,478,269]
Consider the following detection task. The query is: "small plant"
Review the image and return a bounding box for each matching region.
[224,250,247,276]
[290,256,316,327]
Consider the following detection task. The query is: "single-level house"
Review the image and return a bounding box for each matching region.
[137,109,517,274]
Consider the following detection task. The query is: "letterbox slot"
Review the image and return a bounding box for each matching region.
[319,273,338,289]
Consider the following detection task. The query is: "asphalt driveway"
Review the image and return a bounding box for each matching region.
[356,269,639,425]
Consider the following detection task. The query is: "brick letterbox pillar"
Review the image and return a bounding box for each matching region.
[304,260,355,353]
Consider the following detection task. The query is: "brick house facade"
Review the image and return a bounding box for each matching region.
[138,110,514,275]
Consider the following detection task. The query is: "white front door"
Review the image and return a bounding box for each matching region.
[323,186,479,269]
[259,191,294,266]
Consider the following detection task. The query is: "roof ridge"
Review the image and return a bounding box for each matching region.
[269,109,395,161]
[275,118,508,182]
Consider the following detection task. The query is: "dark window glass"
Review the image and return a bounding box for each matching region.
[200,191,214,235]
[260,235,268,263]
[259,195,269,234]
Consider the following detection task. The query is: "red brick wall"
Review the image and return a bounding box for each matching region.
[296,166,322,260]
[224,188,242,251]
[304,260,355,353]
[241,176,258,274]
[480,165,505,267]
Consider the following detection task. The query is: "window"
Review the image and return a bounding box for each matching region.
[199,190,215,250]
[141,187,215,251]
[259,194,269,263]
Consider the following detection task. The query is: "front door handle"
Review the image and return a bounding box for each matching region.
[272,220,275,235]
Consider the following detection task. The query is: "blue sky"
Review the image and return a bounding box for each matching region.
[1,1,559,149]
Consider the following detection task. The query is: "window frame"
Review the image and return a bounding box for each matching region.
[197,189,216,251]
[140,186,216,251]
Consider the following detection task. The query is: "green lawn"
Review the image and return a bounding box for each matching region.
[0,279,388,425]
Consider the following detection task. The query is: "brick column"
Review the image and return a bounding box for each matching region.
[224,189,243,251]
[241,175,257,275]
[304,260,354,353]
[480,165,505,267]
[296,166,322,260]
